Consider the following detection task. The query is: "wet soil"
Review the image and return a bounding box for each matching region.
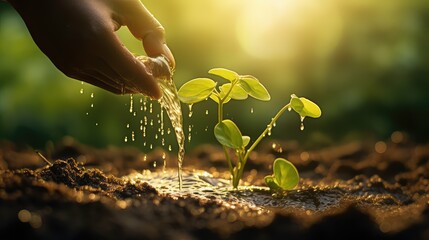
[1,136,428,239]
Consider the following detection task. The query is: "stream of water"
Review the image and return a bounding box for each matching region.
[138,56,185,189]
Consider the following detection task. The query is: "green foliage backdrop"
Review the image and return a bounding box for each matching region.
[0,0,428,150]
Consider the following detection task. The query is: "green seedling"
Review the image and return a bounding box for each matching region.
[178,68,321,190]
[264,158,299,193]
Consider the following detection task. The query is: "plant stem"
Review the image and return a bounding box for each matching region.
[232,149,245,188]
[218,102,223,123]
[216,99,233,177]
[243,103,291,164]
[223,146,233,176]
[217,77,245,188]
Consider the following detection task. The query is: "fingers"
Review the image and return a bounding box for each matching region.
[97,30,162,99]
[77,69,137,95]
[143,31,175,70]
[112,0,175,69]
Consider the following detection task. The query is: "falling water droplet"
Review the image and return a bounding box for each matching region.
[188,104,193,118]
[129,94,134,113]
[168,145,172,151]
[90,93,94,98]
[143,154,147,162]
[288,106,292,111]
[155,134,158,140]
[144,116,148,126]
[149,102,153,113]
[205,126,208,132]
[161,138,165,146]
[150,144,153,149]
[131,131,135,141]
[300,116,305,131]
[167,128,171,135]
[160,108,164,135]
[95,123,99,126]
[205,109,209,115]
[85,112,89,116]
[133,112,136,117]
[143,141,146,146]
[188,125,192,142]
[162,152,167,172]
[153,161,157,168]
[250,108,254,114]
[150,119,154,126]
[80,88,84,94]
[143,126,146,137]
[90,103,94,108]
[126,123,130,129]
[124,136,128,142]
[272,143,277,150]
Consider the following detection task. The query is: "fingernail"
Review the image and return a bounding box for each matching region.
[162,44,175,70]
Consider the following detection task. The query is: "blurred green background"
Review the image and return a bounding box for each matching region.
[0,0,428,152]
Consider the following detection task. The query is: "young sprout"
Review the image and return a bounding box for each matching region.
[178,68,321,190]
[264,158,299,193]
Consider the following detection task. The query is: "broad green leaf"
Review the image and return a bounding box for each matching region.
[242,136,250,148]
[290,94,321,118]
[214,120,243,149]
[208,68,239,82]
[300,97,322,118]
[178,78,216,104]
[220,83,248,100]
[264,176,280,191]
[273,158,299,190]
[239,76,271,101]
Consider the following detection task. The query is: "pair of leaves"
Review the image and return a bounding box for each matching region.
[264,158,299,191]
[211,68,271,101]
[178,68,270,104]
[290,94,322,118]
[214,119,249,149]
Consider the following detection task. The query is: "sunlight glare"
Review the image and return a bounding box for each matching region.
[236,0,341,60]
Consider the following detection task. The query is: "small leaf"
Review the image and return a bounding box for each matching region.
[290,95,304,113]
[300,97,322,118]
[178,78,216,104]
[264,176,280,191]
[273,158,299,190]
[242,136,250,148]
[208,68,239,82]
[239,76,271,101]
[290,94,321,118]
[220,83,248,100]
[214,120,243,149]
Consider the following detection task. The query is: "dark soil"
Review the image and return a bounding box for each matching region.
[1,135,428,240]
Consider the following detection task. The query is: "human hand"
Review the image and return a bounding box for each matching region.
[8,0,175,99]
